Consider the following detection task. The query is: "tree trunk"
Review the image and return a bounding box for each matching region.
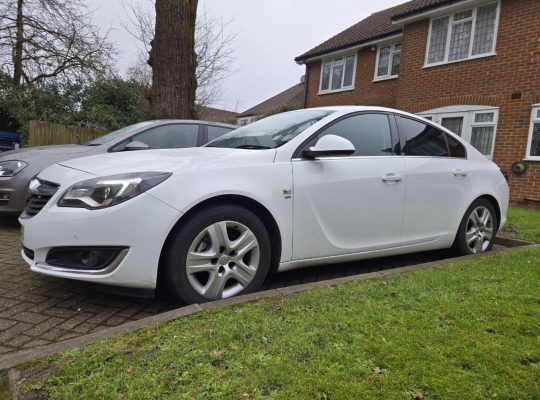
[149,0,198,119]
[13,0,24,88]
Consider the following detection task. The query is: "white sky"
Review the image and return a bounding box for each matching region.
[91,0,405,112]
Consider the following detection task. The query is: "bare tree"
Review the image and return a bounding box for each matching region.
[124,0,235,107]
[0,0,114,89]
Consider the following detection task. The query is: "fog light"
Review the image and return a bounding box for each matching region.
[46,247,127,270]
[0,193,10,201]
[80,251,99,268]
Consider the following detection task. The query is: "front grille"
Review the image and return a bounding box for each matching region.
[23,246,34,260]
[20,179,59,219]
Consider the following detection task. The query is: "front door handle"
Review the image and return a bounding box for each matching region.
[382,173,402,183]
[453,169,468,177]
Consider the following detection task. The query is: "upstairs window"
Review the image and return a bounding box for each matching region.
[375,43,401,80]
[526,105,540,160]
[426,2,499,66]
[320,54,356,93]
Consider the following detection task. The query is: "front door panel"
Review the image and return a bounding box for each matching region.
[292,157,406,260]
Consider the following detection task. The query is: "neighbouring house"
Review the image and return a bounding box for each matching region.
[197,106,239,125]
[237,83,306,126]
[295,0,540,206]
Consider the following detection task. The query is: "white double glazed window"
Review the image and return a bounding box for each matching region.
[526,105,540,160]
[319,54,357,93]
[426,2,500,66]
[375,43,401,80]
[418,106,499,158]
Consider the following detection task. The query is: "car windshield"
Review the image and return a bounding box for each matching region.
[86,121,156,146]
[206,110,333,149]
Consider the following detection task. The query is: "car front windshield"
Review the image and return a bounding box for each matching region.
[206,110,333,149]
[86,121,156,146]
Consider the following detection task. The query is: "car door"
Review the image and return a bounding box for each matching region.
[395,114,472,245]
[110,123,202,151]
[292,112,406,260]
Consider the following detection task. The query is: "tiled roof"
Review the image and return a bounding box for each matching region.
[239,84,305,118]
[196,106,239,124]
[295,0,459,62]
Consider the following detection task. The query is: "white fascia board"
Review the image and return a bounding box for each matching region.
[296,32,403,65]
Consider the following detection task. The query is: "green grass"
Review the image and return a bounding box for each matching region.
[0,373,10,400]
[20,248,540,400]
[505,207,540,243]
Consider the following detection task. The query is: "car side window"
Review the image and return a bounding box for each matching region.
[310,113,393,156]
[445,133,467,158]
[207,126,234,143]
[112,124,199,151]
[396,116,449,157]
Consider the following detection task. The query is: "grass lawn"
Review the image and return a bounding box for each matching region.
[0,374,10,400]
[505,207,540,243]
[20,247,540,400]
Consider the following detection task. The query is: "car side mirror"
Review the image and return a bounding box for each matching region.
[124,141,150,151]
[303,135,355,159]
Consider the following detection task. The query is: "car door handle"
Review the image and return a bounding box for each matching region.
[382,173,402,183]
[453,169,468,177]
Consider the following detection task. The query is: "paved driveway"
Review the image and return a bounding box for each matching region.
[0,216,457,356]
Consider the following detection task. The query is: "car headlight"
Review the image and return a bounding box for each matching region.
[0,160,28,177]
[57,172,172,209]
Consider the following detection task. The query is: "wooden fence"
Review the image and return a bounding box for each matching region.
[28,121,108,146]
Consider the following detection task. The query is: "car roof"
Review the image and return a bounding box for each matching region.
[147,120,237,128]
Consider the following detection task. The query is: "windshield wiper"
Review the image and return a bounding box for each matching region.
[233,144,272,149]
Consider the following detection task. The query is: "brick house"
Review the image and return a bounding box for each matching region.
[295,0,540,206]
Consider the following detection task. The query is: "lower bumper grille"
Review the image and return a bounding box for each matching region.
[23,246,34,260]
[20,179,59,219]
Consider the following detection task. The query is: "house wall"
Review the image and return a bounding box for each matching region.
[304,0,540,206]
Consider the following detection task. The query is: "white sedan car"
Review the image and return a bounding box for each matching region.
[20,107,509,303]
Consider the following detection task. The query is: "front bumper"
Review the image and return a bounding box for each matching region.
[19,165,182,289]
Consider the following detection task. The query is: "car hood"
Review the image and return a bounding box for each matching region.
[0,144,95,161]
[57,147,277,176]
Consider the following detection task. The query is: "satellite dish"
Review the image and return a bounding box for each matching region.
[300,75,306,84]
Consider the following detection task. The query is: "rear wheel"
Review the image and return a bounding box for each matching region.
[163,204,272,303]
[453,199,497,255]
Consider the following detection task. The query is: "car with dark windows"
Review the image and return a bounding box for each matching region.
[20,107,508,303]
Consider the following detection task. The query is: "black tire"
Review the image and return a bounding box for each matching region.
[453,198,498,256]
[163,204,272,303]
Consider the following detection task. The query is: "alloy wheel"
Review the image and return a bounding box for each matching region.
[465,206,494,253]
[185,221,260,300]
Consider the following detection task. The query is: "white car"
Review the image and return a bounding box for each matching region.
[20,107,509,303]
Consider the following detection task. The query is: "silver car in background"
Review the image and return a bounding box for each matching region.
[0,120,236,215]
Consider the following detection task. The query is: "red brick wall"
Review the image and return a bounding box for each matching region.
[304,0,540,206]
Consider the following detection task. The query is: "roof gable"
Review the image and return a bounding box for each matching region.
[295,0,460,62]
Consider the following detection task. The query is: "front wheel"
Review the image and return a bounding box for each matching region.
[453,199,498,256]
[163,204,272,303]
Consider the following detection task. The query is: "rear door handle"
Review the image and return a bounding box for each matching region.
[382,173,402,183]
[453,169,468,177]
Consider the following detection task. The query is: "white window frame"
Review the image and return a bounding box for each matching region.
[318,54,357,95]
[418,105,499,158]
[525,104,540,161]
[374,43,401,81]
[424,1,501,68]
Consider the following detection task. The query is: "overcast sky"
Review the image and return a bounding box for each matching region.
[91,0,405,113]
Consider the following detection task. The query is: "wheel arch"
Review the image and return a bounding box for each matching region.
[157,194,283,291]
[476,194,502,230]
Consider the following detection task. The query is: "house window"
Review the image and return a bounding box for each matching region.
[418,106,498,158]
[320,54,356,93]
[426,2,499,66]
[526,105,540,160]
[375,43,401,80]
[470,111,496,156]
